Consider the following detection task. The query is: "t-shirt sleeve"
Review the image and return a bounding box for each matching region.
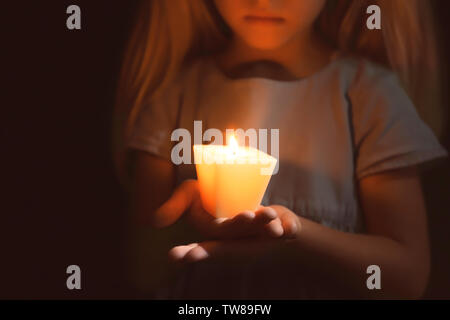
[126,81,182,161]
[348,59,448,180]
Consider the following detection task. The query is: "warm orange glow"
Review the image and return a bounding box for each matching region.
[228,134,239,154]
[193,135,277,218]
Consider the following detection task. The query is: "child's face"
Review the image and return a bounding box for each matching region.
[214,0,326,50]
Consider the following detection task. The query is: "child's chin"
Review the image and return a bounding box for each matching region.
[240,34,291,51]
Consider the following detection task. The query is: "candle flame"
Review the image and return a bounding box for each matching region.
[229,134,238,148]
[228,134,239,155]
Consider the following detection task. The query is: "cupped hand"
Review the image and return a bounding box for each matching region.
[187,190,284,240]
[168,238,276,264]
[154,179,292,240]
[168,204,302,263]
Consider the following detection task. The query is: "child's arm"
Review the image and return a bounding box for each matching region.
[171,165,430,299]
[287,165,430,298]
[130,150,284,237]
[130,150,177,226]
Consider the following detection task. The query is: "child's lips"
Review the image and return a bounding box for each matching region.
[244,15,286,25]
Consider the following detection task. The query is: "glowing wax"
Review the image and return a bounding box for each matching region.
[193,136,277,218]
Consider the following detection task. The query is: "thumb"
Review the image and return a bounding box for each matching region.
[153,179,199,227]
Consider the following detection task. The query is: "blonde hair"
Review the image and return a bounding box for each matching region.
[113,0,446,187]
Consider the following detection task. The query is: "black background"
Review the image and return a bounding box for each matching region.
[2,1,450,299]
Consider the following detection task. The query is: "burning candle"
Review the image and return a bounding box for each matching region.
[193,135,278,218]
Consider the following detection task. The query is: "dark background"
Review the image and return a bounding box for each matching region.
[2,1,450,299]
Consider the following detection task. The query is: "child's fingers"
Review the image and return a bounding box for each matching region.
[153,179,198,227]
[254,206,278,224]
[186,200,258,239]
[216,211,257,238]
[183,244,210,263]
[276,208,301,238]
[214,207,279,239]
[263,218,284,238]
[168,243,199,262]
[279,216,298,238]
[228,211,256,224]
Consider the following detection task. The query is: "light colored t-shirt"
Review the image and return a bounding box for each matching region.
[127,52,448,299]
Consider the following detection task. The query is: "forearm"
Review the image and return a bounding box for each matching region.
[273,217,429,299]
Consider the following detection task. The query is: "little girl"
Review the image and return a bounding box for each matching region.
[114,0,448,299]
